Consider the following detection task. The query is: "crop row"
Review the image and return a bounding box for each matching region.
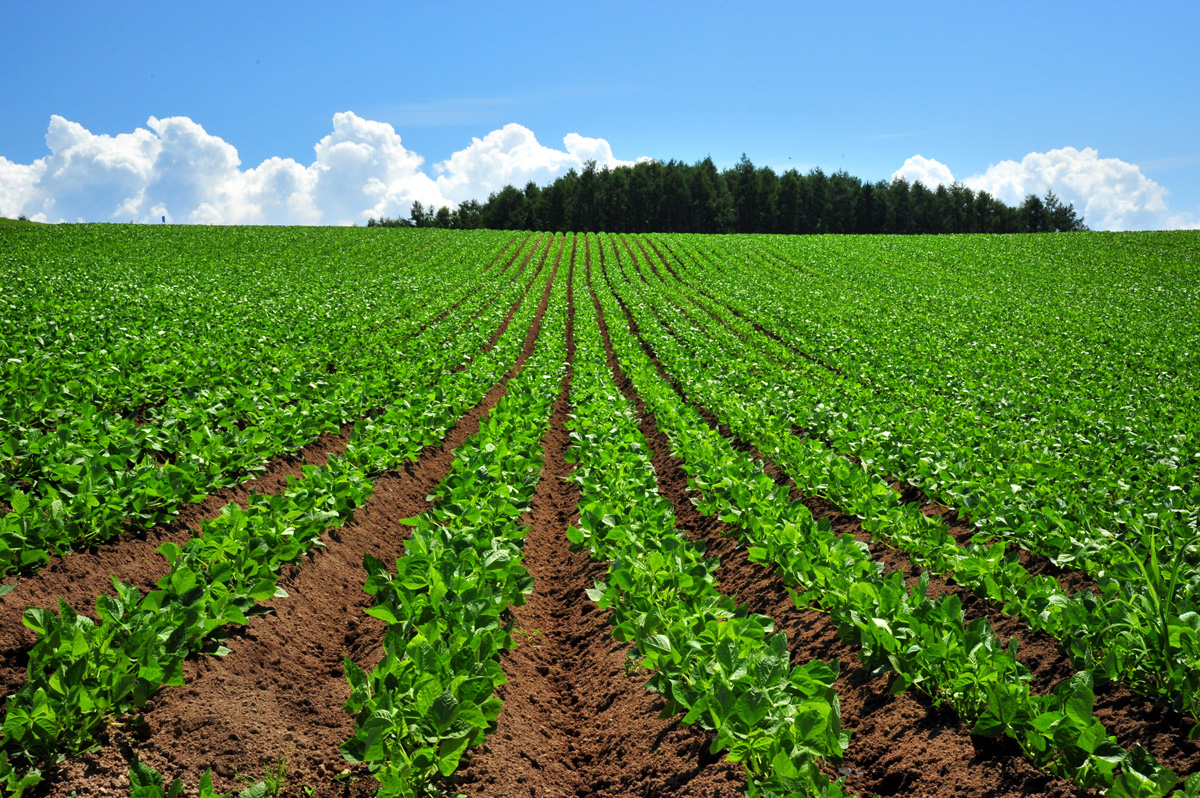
[660,232,1199,609]
[624,232,1200,724]
[570,236,853,796]
[340,236,569,795]
[0,230,542,576]
[593,233,1191,797]
[0,237,560,796]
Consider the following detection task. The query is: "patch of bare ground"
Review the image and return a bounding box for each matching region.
[590,236,1095,797]
[455,240,744,798]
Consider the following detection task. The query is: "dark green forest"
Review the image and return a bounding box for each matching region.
[369,155,1087,235]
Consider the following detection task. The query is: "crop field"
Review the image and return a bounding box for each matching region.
[1,225,1199,798]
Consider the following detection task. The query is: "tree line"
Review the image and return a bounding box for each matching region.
[369,155,1087,234]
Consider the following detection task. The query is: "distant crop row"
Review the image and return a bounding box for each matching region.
[0,225,1197,798]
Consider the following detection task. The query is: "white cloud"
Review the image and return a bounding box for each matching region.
[0,156,45,220]
[433,123,635,204]
[964,148,1172,232]
[1167,212,1200,231]
[893,147,1191,231]
[891,155,955,189]
[1,113,639,225]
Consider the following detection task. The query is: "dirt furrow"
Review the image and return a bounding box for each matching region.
[455,238,744,798]
[34,242,564,798]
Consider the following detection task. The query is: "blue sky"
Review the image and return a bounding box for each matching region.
[2,1,1197,229]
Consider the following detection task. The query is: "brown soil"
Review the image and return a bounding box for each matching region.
[33,236,562,798]
[455,239,745,798]
[591,237,1095,797]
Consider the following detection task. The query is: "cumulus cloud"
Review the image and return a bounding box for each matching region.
[434,123,638,204]
[892,147,1192,231]
[891,155,955,189]
[0,113,639,225]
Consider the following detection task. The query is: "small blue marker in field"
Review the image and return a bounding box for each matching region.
[162,215,166,223]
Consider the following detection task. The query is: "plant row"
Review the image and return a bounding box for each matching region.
[0,246,557,797]
[595,234,1190,797]
[340,240,569,796]
[662,232,1199,595]
[0,231,543,576]
[568,235,854,798]
[627,233,1200,723]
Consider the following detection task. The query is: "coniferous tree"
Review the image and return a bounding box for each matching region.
[395,152,1089,235]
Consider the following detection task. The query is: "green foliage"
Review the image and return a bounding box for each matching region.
[617,229,1200,722]
[127,754,268,798]
[0,229,554,787]
[0,227,539,576]
[451,156,1085,234]
[594,231,1194,794]
[565,240,852,796]
[340,235,568,796]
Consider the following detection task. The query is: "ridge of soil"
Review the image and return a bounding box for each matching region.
[33,243,562,798]
[455,237,744,798]
[591,235,1100,797]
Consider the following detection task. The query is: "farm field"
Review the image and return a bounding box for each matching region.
[1,224,1199,798]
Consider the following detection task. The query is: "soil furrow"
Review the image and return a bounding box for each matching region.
[482,232,524,273]
[591,236,1102,797]
[455,237,744,798]
[33,239,564,798]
